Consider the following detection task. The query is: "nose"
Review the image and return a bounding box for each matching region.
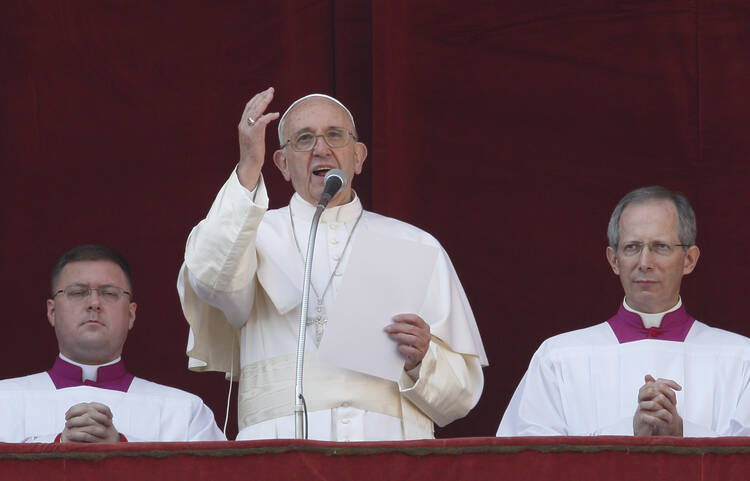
[311,135,332,156]
[637,246,655,271]
[87,289,102,310]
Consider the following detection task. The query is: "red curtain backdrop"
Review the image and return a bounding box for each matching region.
[2,0,750,440]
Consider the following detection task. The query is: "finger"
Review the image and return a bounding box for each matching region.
[84,409,114,427]
[386,318,430,340]
[241,87,276,125]
[242,87,274,116]
[638,398,676,415]
[398,344,424,361]
[637,410,672,429]
[391,314,428,327]
[62,427,109,443]
[650,383,678,406]
[62,428,94,443]
[384,322,424,336]
[655,378,682,391]
[253,112,280,130]
[65,402,94,420]
[387,331,429,350]
[65,410,114,429]
[76,423,116,439]
[88,402,114,418]
[638,382,678,406]
[644,374,656,383]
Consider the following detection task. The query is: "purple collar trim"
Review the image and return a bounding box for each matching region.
[607,304,695,344]
[47,356,134,392]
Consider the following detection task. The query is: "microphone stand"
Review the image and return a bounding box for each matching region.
[294,169,346,440]
[294,204,324,439]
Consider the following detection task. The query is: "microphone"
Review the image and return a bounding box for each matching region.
[318,169,348,208]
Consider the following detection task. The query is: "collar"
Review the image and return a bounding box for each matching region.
[608,302,695,343]
[623,297,682,328]
[47,356,134,392]
[290,191,363,223]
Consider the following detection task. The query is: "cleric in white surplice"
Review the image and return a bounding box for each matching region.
[0,245,225,443]
[498,186,750,437]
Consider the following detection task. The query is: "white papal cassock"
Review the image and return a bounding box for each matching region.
[0,356,225,442]
[178,171,488,441]
[498,302,750,437]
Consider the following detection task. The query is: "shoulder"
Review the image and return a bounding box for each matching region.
[361,210,441,247]
[259,204,290,228]
[687,320,750,347]
[128,377,208,406]
[263,204,290,220]
[0,372,52,391]
[256,205,293,244]
[535,322,617,357]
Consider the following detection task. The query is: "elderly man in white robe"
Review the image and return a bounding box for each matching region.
[498,186,750,437]
[0,244,225,443]
[178,88,488,441]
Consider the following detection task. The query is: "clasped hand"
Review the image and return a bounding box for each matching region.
[61,402,121,443]
[633,374,683,436]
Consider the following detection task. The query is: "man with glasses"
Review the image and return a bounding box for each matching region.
[0,244,225,442]
[178,88,487,441]
[498,186,750,437]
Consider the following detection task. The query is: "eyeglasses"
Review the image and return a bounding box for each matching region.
[53,285,132,303]
[618,241,690,257]
[281,127,356,152]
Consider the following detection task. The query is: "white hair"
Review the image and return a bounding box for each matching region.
[277,93,357,146]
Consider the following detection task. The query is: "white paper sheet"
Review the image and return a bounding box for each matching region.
[316,230,438,381]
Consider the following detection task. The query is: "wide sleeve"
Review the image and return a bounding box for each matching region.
[398,337,483,427]
[187,402,227,441]
[726,351,750,436]
[393,237,487,429]
[178,169,269,374]
[497,343,569,436]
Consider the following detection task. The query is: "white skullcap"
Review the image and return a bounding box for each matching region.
[277,93,356,144]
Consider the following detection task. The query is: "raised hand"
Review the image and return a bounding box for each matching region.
[237,87,280,189]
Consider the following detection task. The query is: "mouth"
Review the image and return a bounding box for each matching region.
[82,317,104,326]
[312,167,333,177]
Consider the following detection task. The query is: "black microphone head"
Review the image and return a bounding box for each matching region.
[324,168,347,191]
[319,169,348,207]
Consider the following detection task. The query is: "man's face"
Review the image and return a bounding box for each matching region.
[273,97,367,207]
[47,260,136,365]
[606,200,700,313]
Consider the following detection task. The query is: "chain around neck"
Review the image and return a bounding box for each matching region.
[288,203,364,306]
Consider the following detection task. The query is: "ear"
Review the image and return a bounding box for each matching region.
[682,245,700,275]
[272,149,291,181]
[353,142,367,175]
[606,246,620,275]
[128,302,137,330]
[46,299,56,327]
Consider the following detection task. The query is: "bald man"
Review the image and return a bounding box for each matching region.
[178,88,487,441]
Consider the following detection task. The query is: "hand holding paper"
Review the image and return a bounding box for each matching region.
[385,314,431,371]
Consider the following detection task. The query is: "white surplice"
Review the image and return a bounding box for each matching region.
[497,320,750,437]
[0,372,225,442]
[178,170,488,441]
